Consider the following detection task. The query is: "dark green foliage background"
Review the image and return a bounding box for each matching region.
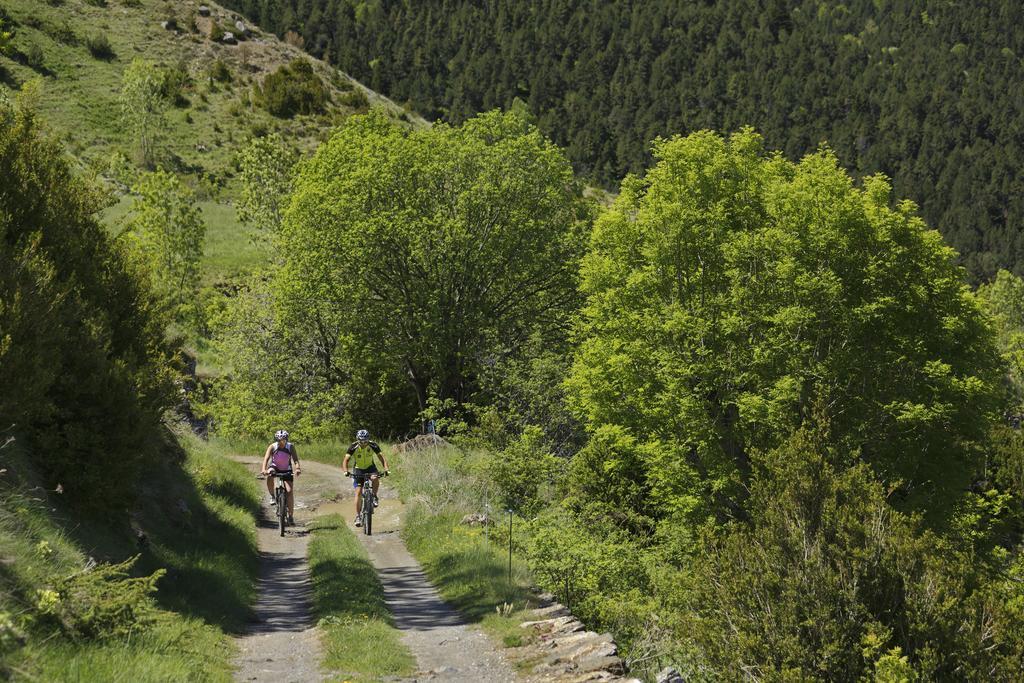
[221,0,1024,281]
[0,101,174,510]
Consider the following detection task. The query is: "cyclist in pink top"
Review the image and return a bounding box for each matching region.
[261,429,301,524]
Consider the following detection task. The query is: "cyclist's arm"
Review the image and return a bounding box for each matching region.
[342,452,351,473]
[261,444,273,473]
[373,443,390,471]
[290,445,301,473]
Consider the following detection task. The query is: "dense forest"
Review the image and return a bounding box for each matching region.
[221,0,1024,282]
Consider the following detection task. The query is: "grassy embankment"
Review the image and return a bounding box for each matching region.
[390,445,542,647]
[306,514,415,682]
[0,428,261,680]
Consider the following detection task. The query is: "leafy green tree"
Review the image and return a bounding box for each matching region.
[207,275,414,440]
[978,270,1024,411]
[119,58,168,168]
[568,129,1002,531]
[258,59,328,118]
[127,169,205,318]
[236,133,298,238]
[277,109,589,422]
[487,426,561,516]
[476,330,584,456]
[0,93,173,508]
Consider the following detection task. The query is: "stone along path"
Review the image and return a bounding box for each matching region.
[230,455,521,683]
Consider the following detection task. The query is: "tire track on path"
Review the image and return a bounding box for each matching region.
[230,455,339,683]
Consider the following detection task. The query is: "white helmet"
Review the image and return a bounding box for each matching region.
[356,429,369,442]
[274,429,289,440]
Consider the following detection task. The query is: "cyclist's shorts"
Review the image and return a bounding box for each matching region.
[352,465,379,488]
[268,466,293,482]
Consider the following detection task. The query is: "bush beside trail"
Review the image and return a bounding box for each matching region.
[0,93,175,512]
[1,429,262,680]
[1,90,262,678]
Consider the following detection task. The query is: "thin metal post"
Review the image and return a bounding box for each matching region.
[507,509,513,586]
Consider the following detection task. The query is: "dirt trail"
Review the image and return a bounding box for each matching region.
[230,456,342,683]
[231,456,520,683]
[338,497,520,682]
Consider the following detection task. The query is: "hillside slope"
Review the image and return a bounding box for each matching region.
[0,0,426,284]
[0,0,421,181]
[220,0,1024,282]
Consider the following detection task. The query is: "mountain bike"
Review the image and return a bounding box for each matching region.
[349,470,387,536]
[257,471,295,536]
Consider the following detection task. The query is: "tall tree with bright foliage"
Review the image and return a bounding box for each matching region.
[274,109,589,420]
[568,129,1002,530]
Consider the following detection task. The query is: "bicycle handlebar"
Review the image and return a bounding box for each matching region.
[256,470,300,480]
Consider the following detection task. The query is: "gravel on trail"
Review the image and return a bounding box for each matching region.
[229,456,521,683]
[345,498,520,683]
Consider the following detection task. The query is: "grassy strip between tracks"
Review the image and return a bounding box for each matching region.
[306,514,415,682]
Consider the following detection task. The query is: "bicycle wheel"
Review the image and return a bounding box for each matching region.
[362,486,373,535]
[277,488,287,536]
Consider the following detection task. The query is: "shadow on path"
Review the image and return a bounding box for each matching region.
[378,565,466,631]
[249,543,315,633]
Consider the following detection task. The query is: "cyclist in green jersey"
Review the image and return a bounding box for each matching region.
[343,429,390,527]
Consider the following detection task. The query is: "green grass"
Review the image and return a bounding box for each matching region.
[293,440,350,468]
[14,614,234,682]
[101,194,267,284]
[385,444,542,650]
[307,514,415,682]
[401,506,537,622]
[0,428,262,680]
[197,200,267,281]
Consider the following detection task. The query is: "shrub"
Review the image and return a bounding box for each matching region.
[259,58,328,118]
[338,88,369,110]
[674,425,1021,679]
[34,557,164,640]
[209,21,224,43]
[160,59,191,106]
[49,19,77,44]
[85,33,114,60]
[25,42,44,70]
[84,0,107,7]
[487,426,561,516]
[209,58,231,83]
